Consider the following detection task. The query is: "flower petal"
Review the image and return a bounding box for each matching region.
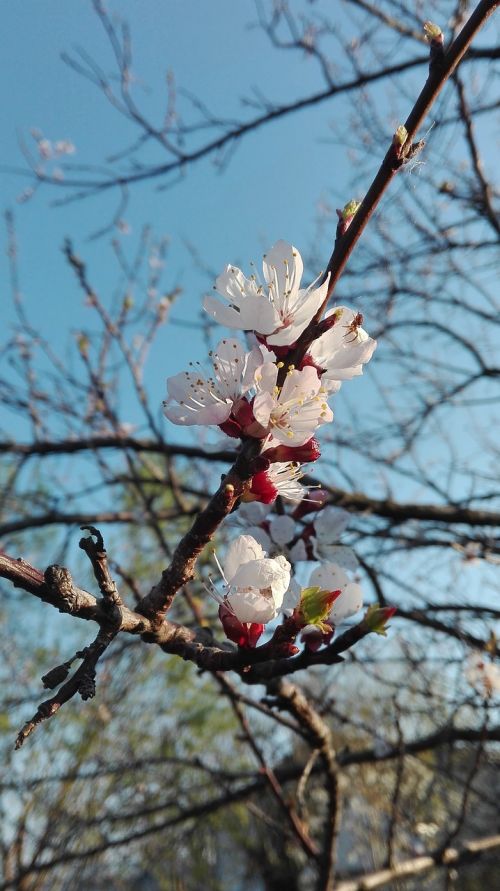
[224,535,265,582]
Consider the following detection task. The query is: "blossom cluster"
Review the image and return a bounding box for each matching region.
[163,240,381,649]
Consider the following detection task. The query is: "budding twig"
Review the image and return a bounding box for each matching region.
[79,525,123,610]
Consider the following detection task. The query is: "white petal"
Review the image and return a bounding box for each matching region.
[269,515,296,547]
[224,535,265,582]
[252,392,275,429]
[279,366,321,403]
[309,562,349,592]
[314,507,351,542]
[281,577,302,616]
[230,556,291,605]
[288,540,308,562]
[309,305,377,380]
[203,294,250,330]
[330,582,363,623]
[238,502,269,525]
[228,588,277,624]
[262,241,303,298]
[163,399,231,427]
[316,545,359,571]
[266,280,327,346]
[245,525,273,552]
[255,361,279,393]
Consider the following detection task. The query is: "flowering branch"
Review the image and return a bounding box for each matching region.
[319,0,498,305]
[1,4,497,778]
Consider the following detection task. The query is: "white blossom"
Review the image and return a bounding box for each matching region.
[309,306,377,384]
[310,506,358,569]
[247,461,307,504]
[253,364,332,446]
[54,139,76,155]
[163,338,262,427]
[213,535,291,624]
[204,241,328,347]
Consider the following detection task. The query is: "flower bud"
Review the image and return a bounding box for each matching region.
[362,605,397,636]
[424,22,444,71]
[423,21,443,41]
[341,199,361,221]
[76,334,90,357]
[336,200,361,238]
[297,585,341,628]
[393,125,408,147]
[264,438,321,464]
[218,604,264,648]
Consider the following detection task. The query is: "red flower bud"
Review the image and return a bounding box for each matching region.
[218,605,264,649]
[264,437,321,464]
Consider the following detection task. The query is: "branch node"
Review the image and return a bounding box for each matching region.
[44,564,82,613]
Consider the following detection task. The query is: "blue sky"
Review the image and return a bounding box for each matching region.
[0,1,357,388]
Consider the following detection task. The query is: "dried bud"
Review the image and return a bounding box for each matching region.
[41,662,71,689]
[79,671,96,701]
